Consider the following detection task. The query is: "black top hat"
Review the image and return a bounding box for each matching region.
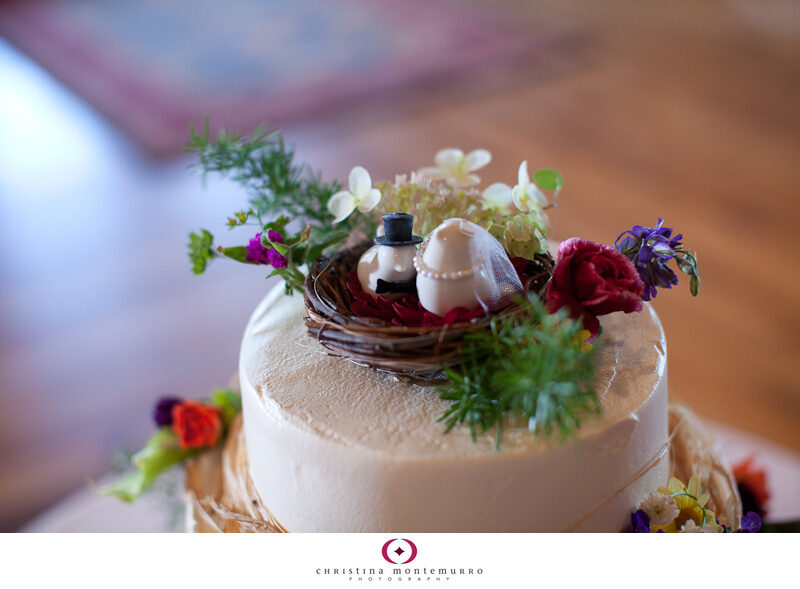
[374,213,423,246]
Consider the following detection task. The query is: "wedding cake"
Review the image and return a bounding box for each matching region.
[104,129,755,533]
[238,283,667,532]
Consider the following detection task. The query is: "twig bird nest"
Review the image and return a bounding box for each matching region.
[303,241,554,385]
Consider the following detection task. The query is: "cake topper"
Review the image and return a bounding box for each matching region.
[185,121,701,447]
[414,218,523,316]
[357,212,422,298]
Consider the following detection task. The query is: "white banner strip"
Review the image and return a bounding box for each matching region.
[3,533,790,587]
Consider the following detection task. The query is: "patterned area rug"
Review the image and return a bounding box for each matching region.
[0,0,552,156]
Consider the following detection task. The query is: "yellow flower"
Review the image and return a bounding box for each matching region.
[571,329,593,353]
[650,476,723,533]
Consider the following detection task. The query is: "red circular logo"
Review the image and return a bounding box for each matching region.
[381,538,418,564]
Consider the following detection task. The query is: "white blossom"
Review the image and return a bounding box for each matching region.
[640,492,679,525]
[418,148,491,188]
[511,160,547,213]
[480,160,548,213]
[327,166,381,224]
[680,519,721,533]
[481,182,514,210]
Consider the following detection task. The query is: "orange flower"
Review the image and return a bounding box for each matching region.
[733,456,770,517]
[172,401,223,449]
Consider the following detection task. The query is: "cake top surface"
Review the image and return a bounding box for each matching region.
[240,284,666,458]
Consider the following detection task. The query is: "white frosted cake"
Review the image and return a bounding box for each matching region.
[108,137,746,535]
[238,284,669,532]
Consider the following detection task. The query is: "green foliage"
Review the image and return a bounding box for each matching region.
[186,118,343,223]
[216,245,254,264]
[488,210,550,259]
[533,168,563,192]
[210,388,242,427]
[99,428,198,503]
[101,389,243,503]
[188,229,216,275]
[226,209,256,228]
[675,249,700,296]
[438,298,600,450]
[184,117,370,292]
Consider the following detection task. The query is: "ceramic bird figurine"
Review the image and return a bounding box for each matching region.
[357,213,422,298]
[414,218,522,316]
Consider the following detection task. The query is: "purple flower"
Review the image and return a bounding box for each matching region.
[738,511,762,533]
[246,232,272,265]
[246,231,287,268]
[629,509,650,533]
[614,218,699,301]
[153,396,183,427]
[267,248,287,269]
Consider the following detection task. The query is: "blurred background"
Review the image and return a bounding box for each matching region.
[1,0,798,531]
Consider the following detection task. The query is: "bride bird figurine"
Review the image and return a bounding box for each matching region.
[414,218,523,317]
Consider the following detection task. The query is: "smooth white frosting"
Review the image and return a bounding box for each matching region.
[240,286,669,531]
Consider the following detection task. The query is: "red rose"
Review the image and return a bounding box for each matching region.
[172,401,223,449]
[545,238,644,336]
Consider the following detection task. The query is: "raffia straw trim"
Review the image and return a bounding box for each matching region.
[667,404,742,530]
[185,414,287,533]
[561,404,742,531]
[560,433,672,532]
[185,403,742,532]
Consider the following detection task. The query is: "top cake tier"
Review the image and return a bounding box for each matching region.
[241,286,666,457]
[239,284,668,532]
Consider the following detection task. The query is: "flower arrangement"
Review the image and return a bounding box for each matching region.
[185,120,369,294]
[545,238,645,337]
[185,119,705,447]
[100,389,241,502]
[734,456,771,519]
[185,120,563,295]
[630,476,761,533]
[615,218,700,301]
[731,457,800,532]
[103,121,800,538]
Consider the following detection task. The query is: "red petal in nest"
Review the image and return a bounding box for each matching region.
[347,272,396,320]
[347,272,489,327]
[391,301,427,326]
[440,307,485,325]
[346,262,532,327]
[510,256,528,275]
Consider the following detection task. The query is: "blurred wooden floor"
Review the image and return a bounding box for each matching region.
[1,0,799,530]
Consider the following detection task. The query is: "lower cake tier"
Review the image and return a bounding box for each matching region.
[238,286,670,532]
[184,406,742,532]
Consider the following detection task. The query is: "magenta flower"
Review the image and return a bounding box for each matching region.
[246,231,286,268]
[246,233,271,264]
[267,248,287,268]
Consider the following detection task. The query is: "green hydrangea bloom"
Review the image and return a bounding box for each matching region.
[490,209,549,259]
